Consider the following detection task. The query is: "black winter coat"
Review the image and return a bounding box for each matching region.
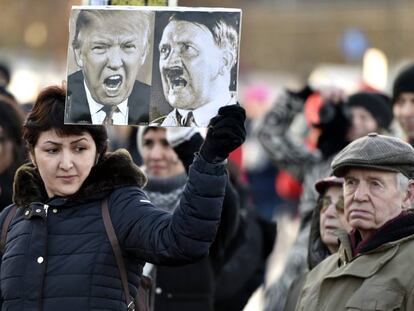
[152,133,240,311]
[0,149,227,311]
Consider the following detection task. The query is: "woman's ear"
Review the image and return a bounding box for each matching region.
[29,151,37,168]
[95,153,100,166]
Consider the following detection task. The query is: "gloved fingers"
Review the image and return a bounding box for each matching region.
[217,104,246,118]
[208,118,246,133]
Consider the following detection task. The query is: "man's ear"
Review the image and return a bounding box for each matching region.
[219,49,235,76]
[402,181,414,209]
[74,47,84,68]
[140,45,148,66]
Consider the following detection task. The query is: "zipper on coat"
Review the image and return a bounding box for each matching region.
[38,204,50,311]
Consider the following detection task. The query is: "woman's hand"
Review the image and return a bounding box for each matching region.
[200,104,246,163]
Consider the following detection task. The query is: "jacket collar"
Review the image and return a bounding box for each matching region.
[13,149,147,207]
[337,209,414,266]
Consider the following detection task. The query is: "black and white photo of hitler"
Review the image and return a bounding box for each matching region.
[150,11,241,127]
[65,9,154,125]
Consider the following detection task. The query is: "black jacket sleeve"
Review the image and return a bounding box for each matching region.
[173,132,241,272]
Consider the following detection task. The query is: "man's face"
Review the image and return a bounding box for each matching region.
[159,20,224,110]
[343,168,406,240]
[75,16,145,106]
[393,92,414,140]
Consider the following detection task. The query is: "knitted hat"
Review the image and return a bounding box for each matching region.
[331,133,414,178]
[392,64,414,104]
[346,92,393,130]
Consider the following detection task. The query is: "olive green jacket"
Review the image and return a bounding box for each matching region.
[295,230,414,311]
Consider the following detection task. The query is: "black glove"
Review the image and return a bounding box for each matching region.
[315,101,351,159]
[200,105,246,163]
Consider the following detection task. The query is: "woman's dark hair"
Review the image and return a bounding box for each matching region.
[22,86,108,158]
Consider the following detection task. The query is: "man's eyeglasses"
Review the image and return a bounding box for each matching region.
[320,196,344,212]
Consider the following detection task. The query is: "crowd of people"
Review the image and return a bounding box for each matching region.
[2,10,414,311]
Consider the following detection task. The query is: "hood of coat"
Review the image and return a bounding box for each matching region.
[307,200,331,270]
[13,148,147,207]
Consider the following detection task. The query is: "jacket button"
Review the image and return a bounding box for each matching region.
[24,210,29,216]
[37,256,44,264]
[52,208,58,213]
[36,209,41,213]
[167,293,173,298]
[155,287,162,294]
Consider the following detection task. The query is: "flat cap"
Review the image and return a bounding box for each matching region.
[331,133,414,178]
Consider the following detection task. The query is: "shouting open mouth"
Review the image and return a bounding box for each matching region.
[104,74,123,96]
[165,67,187,92]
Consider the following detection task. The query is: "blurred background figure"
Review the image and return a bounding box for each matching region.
[392,64,414,146]
[0,63,10,87]
[242,83,296,220]
[345,91,393,141]
[0,98,27,210]
[214,157,277,311]
[258,85,393,311]
[0,62,15,101]
[108,126,142,165]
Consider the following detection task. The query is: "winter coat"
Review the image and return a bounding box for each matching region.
[152,182,240,311]
[258,91,334,311]
[283,197,330,311]
[295,211,414,311]
[0,149,227,311]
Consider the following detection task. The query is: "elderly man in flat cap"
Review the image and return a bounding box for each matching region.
[294,132,414,311]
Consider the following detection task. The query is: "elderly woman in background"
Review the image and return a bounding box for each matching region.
[283,176,352,311]
[0,86,246,311]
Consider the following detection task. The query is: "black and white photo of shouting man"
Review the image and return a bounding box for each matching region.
[150,10,241,127]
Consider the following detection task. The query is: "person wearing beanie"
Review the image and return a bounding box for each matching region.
[345,91,393,141]
[137,124,243,311]
[392,64,414,145]
[295,133,414,311]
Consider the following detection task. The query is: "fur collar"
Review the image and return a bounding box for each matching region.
[13,149,147,207]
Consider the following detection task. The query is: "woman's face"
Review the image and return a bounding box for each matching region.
[31,129,97,198]
[319,186,352,253]
[347,106,379,141]
[142,128,184,178]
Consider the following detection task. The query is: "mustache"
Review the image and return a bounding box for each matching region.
[163,66,184,79]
